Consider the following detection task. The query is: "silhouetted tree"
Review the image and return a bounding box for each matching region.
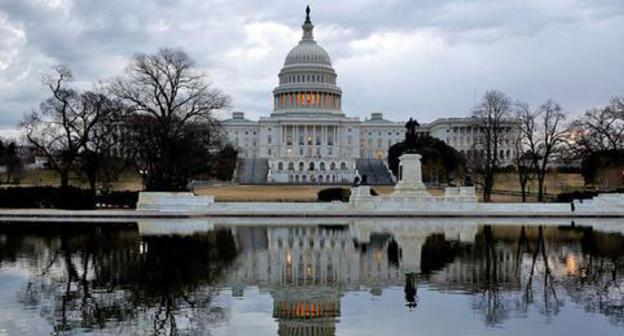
[516,100,569,201]
[468,90,514,202]
[388,132,465,185]
[20,65,116,190]
[111,48,229,191]
[0,140,22,184]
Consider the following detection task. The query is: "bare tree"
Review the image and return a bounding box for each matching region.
[469,90,513,202]
[20,65,110,190]
[511,115,535,202]
[517,100,569,202]
[76,92,125,193]
[572,96,624,155]
[110,48,229,191]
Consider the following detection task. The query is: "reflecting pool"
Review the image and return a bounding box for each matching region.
[1,219,624,335]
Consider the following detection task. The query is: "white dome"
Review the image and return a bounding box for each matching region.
[284,41,332,66]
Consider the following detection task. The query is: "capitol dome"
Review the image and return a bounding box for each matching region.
[284,38,332,67]
[272,6,343,116]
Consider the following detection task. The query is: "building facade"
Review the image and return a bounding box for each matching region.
[223,7,517,184]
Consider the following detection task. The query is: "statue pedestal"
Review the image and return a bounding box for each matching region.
[392,153,430,196]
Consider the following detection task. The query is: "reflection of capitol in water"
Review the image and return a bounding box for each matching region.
[3,220,624,335]
[224,222,522,335]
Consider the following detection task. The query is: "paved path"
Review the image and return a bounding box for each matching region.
[0,207,622,221]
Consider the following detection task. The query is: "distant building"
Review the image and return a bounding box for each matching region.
[222,7,518,184]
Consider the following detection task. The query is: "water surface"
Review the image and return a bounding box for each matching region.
[1,219,623,335]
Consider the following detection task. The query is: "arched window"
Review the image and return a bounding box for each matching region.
[340,162,347,170]
[288,162,295,171]
[330,162,336,170]
[299,162,305,171]
[277,162,284,170]
[319,175,324,183]
[320,162,326,171]
[309,162,315,171]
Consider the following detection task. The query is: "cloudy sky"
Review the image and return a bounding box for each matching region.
[1,0,623,137]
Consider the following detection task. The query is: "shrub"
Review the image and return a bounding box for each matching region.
[317,187,378,202]
[96,191,138,209]
[0,186,95,210]
[0,187,139,209]
[317,188,351,202]
[554,191,598,203]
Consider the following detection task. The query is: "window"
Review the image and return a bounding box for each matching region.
[268,135,272,144]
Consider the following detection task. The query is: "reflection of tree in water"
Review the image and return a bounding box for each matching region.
[514,226,562,318]
[470,225,513,326]
[1,223,238,335]
[459,225,624,327]
[562,230,624,326]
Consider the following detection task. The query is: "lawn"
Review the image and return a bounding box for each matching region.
[3,169,586,203]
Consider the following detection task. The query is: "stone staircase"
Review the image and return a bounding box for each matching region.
[356,159,395,185]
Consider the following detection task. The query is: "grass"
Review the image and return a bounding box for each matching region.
[3,169,587,203]
[1,169,143,191]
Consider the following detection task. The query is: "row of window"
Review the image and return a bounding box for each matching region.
[275,161,349,171]
[446,137,512,147]
[286,175,349,184]
[448,126,514,133]
[461,149,513,160]
[280,73,334,84]
[275,92,341,109]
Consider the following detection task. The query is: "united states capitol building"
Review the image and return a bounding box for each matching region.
[223,7,516,184]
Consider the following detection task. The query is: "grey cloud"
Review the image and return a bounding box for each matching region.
[0,0,623,134]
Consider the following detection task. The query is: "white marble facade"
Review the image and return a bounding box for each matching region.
[222,7,518,184]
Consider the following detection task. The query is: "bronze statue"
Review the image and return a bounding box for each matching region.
[305,5,311,23]
[405,117,420,142]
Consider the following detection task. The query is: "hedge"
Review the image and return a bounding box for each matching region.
[554,188,624,203]
[317,187,378,202]
[95,191,138,209]
[0,187,138,209]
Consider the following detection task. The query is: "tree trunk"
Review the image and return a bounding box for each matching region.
[518,173,527,203]
[88,175,97,194]
[59,170,70,189]
[537,173,546,202]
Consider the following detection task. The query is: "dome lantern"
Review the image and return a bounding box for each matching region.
[273,6,343,116]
